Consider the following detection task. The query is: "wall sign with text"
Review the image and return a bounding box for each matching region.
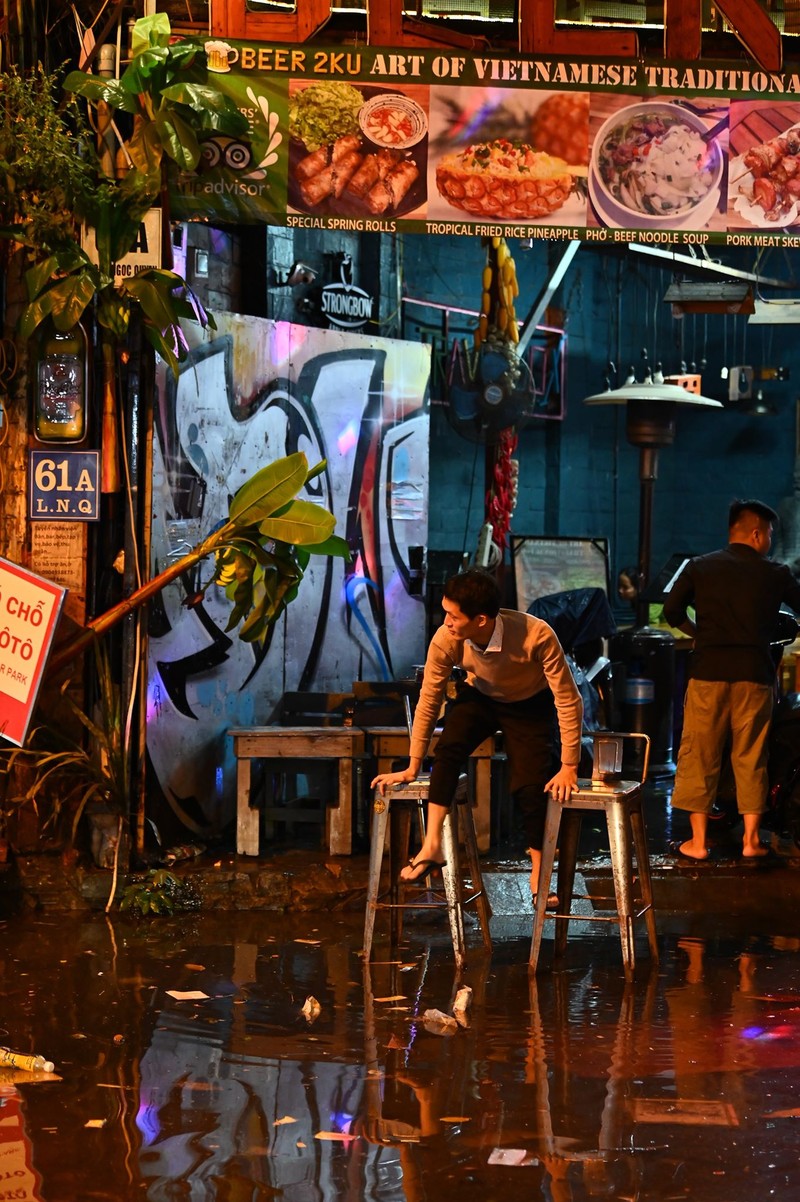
[169,39,800,248]
[29,451,101,522]
[0,557,66,747]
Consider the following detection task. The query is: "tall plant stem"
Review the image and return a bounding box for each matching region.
[47,527,228,677]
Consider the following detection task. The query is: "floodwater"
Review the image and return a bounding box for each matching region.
[1,900,800,1201]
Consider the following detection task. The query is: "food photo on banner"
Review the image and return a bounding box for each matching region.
[726,99,800,229]
[286,80,429,222]
[425,87,589,226]
[586,94,730,234]
[164,37,800,246]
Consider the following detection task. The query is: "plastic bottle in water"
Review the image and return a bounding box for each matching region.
[0,1047,55,1073]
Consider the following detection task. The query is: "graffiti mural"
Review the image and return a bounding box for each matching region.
[148,315,430,826]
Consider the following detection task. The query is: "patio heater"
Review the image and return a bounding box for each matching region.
[583,376,723,774]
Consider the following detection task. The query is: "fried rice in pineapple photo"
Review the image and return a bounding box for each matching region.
[426,87,589,224]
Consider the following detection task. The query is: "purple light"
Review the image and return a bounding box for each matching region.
[337,421,358,455]
[136,1100,161,1146]
[270,321,309,368]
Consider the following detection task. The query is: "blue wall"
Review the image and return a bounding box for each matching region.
[400,234,799,603]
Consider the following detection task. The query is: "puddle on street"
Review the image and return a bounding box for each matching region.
[1,910,800,1200]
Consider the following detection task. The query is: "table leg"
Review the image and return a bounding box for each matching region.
[236,758,259,856]
[327,757,353,856]
[473,758,491,853]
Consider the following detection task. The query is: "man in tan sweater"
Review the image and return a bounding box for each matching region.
[372,568,583,896]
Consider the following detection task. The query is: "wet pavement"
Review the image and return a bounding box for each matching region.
[2,842,800,1201]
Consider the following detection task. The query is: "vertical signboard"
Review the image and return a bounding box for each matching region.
[0,558,66,747]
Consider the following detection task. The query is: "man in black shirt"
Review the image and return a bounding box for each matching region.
[663,499,800,860]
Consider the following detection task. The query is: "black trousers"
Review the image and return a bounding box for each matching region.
[427,683,556,851]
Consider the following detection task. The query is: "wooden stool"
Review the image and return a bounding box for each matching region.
[529,732,658,981]
[362,775,492,970]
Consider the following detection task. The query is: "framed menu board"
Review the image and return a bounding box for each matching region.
[511,535,609,611]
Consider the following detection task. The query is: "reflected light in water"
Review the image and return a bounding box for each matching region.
[136,1102,161,1146]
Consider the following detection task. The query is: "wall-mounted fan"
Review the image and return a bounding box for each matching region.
[446,340,536,443]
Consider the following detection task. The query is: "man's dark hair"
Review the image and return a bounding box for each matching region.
[728,498,778,529]
[443,568,501,619]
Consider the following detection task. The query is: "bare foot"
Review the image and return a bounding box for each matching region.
[742,843,769,858]
[677,840,710,861]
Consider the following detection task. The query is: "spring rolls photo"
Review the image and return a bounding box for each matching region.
[366,159,419,214]
[295,145,330,181]
[347,148,402,199]
[332,134,362,162]
[300,164,335,206]
[332,150,364,198]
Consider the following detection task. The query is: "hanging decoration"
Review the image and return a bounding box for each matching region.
[485,428,519,556]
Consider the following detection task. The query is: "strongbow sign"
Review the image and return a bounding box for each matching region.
[321,255,374,330]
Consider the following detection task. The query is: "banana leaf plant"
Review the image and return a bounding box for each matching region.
[1,452,347,877]
[9,13,247,372]
[48,451,350,675]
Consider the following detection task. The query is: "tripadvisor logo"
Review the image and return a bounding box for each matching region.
[321,253,374,330]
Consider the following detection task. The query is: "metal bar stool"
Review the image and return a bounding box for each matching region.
[529,732,658,981]
[362,773,493,971]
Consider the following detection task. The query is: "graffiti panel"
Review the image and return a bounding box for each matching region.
[148,315,430,826]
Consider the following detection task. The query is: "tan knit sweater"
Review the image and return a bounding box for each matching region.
[409,609,583,765]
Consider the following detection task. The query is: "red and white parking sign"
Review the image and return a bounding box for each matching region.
[0,557,66,747]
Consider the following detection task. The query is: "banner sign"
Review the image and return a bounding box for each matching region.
[170,39,800,248]
[0,557,66,748]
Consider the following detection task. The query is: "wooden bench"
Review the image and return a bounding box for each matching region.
[230,726,366,857]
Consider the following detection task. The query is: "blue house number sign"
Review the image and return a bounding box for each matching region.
[29,451,100,522]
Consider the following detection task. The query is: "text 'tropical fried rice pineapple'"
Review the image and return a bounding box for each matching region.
[436,140,576,220]
[530,93,590,166]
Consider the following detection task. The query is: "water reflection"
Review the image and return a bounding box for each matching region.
[2,913,800,1200]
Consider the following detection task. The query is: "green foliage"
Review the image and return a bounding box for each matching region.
[0,644,127,847]
[209,452,349,644]
[0,65,96,253]
[119,869,202,917]
[64,13,246,179]
[2,14,247,375]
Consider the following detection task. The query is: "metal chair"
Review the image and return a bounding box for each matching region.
[529,731,658,980]
[362,702,492,970]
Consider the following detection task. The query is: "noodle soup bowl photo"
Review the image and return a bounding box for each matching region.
[589,101,724,229]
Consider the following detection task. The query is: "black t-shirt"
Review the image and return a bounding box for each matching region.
[662,543,800,684]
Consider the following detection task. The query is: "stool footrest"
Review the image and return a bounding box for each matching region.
[363,784,492,968]
[530,780,659,979]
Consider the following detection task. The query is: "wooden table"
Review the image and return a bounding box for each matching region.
[367,726,495,853]
[229,726,366,857]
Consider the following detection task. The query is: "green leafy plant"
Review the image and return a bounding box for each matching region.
[0,641,126,848]
[7,13,248,375]
[119,869,202,917]
[0,451,348,869]
[48,450,349,673]
[0,65,96,253]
